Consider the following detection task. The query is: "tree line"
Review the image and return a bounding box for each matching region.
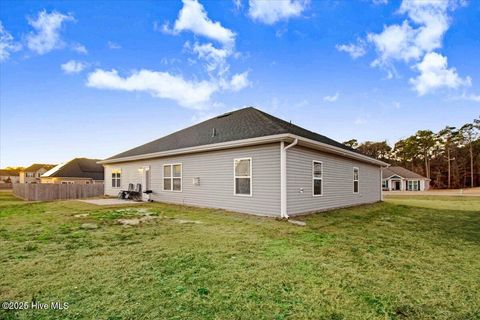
[343,116,480,189]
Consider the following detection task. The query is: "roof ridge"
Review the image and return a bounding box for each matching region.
[106,106,362,161]
[248,107,290,133]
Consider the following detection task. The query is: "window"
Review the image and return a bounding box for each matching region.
[382,180,387,189]
[163,164,182,191]
[353,167,359,193]
[234,158,252,196]
[61,181,74,184]
[407,180,419,191]
[312,161,323,196]
[111,169,121,188]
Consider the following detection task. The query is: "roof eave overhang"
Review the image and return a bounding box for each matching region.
[98,133,389,167]
[383,173,429,180]
[290,134,389,167]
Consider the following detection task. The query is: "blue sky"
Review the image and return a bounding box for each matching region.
[1,0,479,167]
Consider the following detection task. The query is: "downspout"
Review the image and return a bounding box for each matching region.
[380,164,390,201]
[380,166,384,201]
[280,138,298,219]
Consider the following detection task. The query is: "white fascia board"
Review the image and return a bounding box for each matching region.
[41,162,68,177]
[288,134,389,167]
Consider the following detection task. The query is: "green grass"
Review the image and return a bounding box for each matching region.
[0,192,479,319]
[385,195,480,211]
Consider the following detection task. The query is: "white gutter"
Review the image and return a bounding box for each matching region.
[286,134,388,167]
[280,138,298,219]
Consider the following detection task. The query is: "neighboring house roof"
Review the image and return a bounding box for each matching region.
[23,164,56,172]
[0,169,20,176]
[382,166,428,179]
[106,107,364,161]
[42,158,104,180]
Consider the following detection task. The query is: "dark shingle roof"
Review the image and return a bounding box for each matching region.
[23,164,56,172]
[382,166,427,179]
[108,107,356,160]
[0,169,19,176]
[42,158,104,180]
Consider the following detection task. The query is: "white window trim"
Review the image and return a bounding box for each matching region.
[407,180,420,191]
[353,167,359,194]
[111,168,121,189]
[312,160,323,197]
[233,157,252,197]
[163,163,183,192]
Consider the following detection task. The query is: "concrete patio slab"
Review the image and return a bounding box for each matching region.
[78,199,142,206]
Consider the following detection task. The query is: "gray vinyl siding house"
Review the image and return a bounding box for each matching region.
[100,107,387,217]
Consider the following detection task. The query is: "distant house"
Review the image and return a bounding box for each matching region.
[40,158,104,184]
[0,169,20,184]
[382,166,430,191]
[100,107,388,217]
[19,164,56,184]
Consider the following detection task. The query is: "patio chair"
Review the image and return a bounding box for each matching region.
[118,183,135,199]
[124,183,142,201]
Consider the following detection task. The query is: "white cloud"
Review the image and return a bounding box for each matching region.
[458,92,480,103]
[367,0,457,69]
[165,0,242,78]
[189,42,230,75]
[107,41,121,49]
[338,0,474,97]
[61,60,86,74]
[248,0,307,25]
[86,69,219,108]
[354,117,367,125]
[120,0,250,108]
[72,43,87,54]
[26,10,75,54]
[169,0,235,47]
[409,52,471,95]
[323,92,339,102]
[228,71,251,91]
[233,0,242,10]
[336,40,366,59]
[368,21,420,65]
[0,21,22,61]
[248,0,308,24]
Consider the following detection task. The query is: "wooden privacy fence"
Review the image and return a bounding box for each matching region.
[13,183,104,201]
[0,183,13,190]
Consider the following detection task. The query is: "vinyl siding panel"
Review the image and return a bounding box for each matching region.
[104,143,281,216]
[287,146,381,215]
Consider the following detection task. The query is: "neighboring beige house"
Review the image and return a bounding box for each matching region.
[40,158,104,184]
[382,166,430,191]
[0,169,20,184]
[100,107,388,217]
[19,164,56,183]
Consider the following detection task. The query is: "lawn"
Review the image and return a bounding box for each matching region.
[0,192,479,320]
